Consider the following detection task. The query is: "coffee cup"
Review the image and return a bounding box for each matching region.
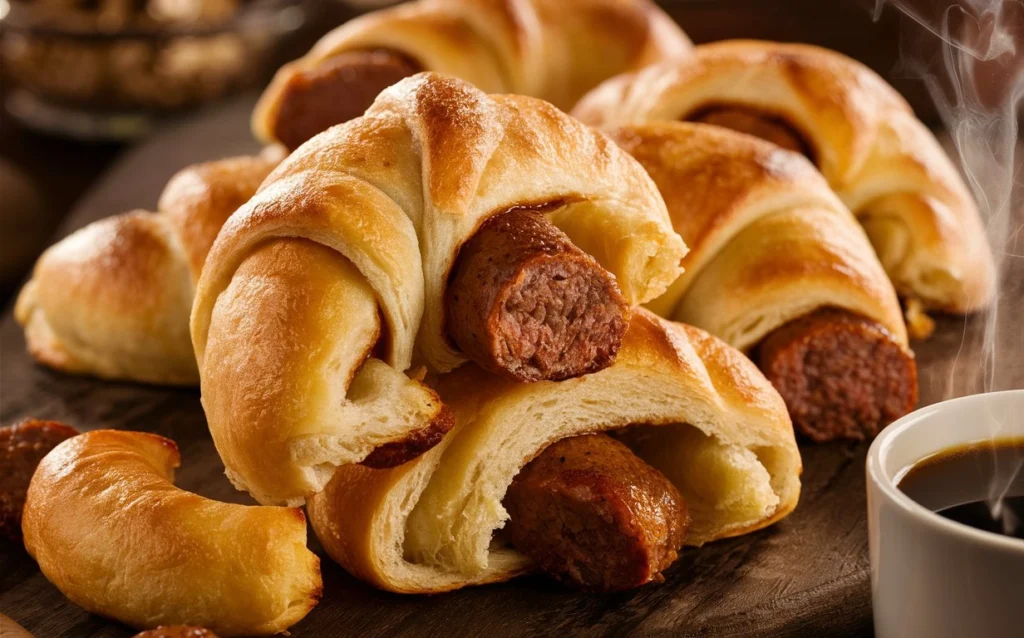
[867,390,1024,638]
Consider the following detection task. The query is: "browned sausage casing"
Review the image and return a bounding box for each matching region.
[1,419,79,542]
[503,433,689,591]
[446,207,630,383]
[361,404,455,469]
[273,50,421,150]
[690,107,812,159]
[757,308,918,442]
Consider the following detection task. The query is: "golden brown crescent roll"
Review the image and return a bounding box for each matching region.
[604,122,917,441]
[252,0,692,149]
[306,310,801,593]
[21,430,321,637]
[14,148,284,385]
[191,73,686,506]
[574,40,996,319]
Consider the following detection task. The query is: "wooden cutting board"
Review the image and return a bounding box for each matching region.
[1,96,1021,638]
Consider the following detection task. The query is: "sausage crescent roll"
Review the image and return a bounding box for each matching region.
[252,0,692,149]
[603,122,917,441]
[307,310,801,593]
[574,40,996,322]
[190,73,686,505]
[15,148,285,385]
[22,430,321,636]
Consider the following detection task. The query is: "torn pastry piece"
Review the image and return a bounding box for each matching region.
[252,0,692,149]
[21,430,321,637]
[15,149,283,385]
[306,310,801,593]
[574,39,996,319]
[191,73,686,506]
[603,122,917,441]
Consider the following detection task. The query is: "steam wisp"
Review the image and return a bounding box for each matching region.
[873,0,1023,530]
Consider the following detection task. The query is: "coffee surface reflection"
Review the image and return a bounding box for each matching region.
[898,438,1024,540]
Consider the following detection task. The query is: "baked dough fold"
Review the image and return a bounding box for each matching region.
[190,73,686,505]
[307,310,800,593]
[574,40,996,314]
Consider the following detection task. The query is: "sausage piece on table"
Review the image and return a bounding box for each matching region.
[273,50,421,150]
[757,308,918,442]
[1,419,78,542]
[446,208,630,383]
[503,433,689,591]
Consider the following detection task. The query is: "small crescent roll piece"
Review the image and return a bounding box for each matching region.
[252,0,692,148]
[191,73,685,506]
[307,310,801,593]
[21,430,321,637]
[14,151,283,385]
[604,122,917,440]
[574,40,996,317]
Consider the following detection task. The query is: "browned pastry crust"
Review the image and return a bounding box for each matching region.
[22,430,321,636]
[597,121,917,441]
[446,206,630,382]
[191,73,684,506]
[0,418,79,543]
[15,151,282,385]
[757,308,918,442]
[307,310,801,593]
[252,0,693,146]
[575,40,996,316]
[503,433,688,591]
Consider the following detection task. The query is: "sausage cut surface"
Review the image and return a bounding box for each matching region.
[503,433,689,591]
[446,207,629,383]
[757,308,918,442]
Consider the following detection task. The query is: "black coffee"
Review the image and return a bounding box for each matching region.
[897,438,1024,540]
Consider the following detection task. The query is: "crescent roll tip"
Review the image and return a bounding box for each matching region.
[22,430,321,636]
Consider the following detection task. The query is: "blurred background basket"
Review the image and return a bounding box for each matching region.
[1,0,308,138]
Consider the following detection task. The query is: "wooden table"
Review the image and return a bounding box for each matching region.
[1,95,1021,637]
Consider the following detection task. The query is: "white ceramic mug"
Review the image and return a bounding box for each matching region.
[867,390,1024,638]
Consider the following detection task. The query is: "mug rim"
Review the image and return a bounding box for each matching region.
[867,390,1024,553]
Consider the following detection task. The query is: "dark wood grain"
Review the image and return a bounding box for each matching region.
[1,96,1021,638]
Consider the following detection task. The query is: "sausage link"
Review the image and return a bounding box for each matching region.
[1,419,79,542]
[446,208,630,383]
[273,50,421,150]
[691,107,812,159]
[502,433,688,591]
[757,308,918,442]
